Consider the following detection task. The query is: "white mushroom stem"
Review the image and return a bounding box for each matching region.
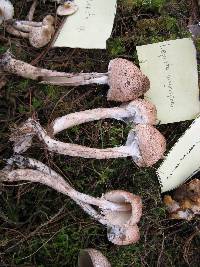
[0,52,107,84]
[5,25,29,38]
[52,107,136,134]
[8,19,43,28]
[12,118,140,160]
[6,156,131,213]
[51,99,156,135]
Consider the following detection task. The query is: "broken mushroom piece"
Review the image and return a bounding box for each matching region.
[78,249,111,267]
[0,52,150,102]
[51,99,157,135]
[11,119,166,167]
[0,0,14,25]
[57,1,78,16]
[1,156,142,245]
[163,179,200,220]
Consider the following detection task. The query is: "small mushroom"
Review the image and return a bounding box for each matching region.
[57,1,78,16]
[10,119,166,167]
[5,15,55,48]
[163,179,200,220]
[51,99,157,135]
[0,53,150,102]
[29,15,55,48]
[0,0,14,25]
[78,249,111,267]
[1,156,142,245]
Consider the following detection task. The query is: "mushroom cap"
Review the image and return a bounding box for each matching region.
[78,249,111,267]
[57,1,78,16]
[0,0,14,25]
[102,190,142,226]
[132,124,166,167]
[42,15,55,26]
[123,98,157,125]
[107,58,150,102]
[29,16,55,48]
[107,224,140,246]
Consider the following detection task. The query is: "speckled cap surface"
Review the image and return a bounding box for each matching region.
[78,249,111,267]
[107,58,150,102]
[135,124,166,167]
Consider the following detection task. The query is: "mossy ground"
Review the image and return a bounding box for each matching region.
[0,0,200,266]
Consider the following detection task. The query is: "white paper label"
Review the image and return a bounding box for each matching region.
[136,38,200,124]
[157,115,200,192]
[53,0,117,49]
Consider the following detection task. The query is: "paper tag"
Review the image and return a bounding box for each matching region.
[53,0,117,49]
[136,38,200,124]
[157,115,200,192]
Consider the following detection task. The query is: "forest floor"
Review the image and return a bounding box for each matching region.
[0,0,200,266]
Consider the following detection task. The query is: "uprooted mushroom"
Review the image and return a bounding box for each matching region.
[50,99,157,135]
[6,15,55,48]
[10,117,166,167]
[1,155,142,245]
[163,179,200,220]
[0,52,150,102]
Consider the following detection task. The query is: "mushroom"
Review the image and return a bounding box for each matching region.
[10,119,166,167]
[163,179,200,220]
[0,0,14,25]
[50,99,157,135]
[57,1,78,16]
[6,15,55,48]
[29,15,55,48]
[1,155,142,245]
[78,249,111,267]
[0,53,150,102]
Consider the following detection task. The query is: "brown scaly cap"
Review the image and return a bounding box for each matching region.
[78,249,111,267]
[103,190,142,226]
[107,58,150,102]
[135,124,166,167]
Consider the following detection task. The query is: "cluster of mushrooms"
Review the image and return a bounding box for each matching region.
[0,0,78,48]
[1,1,199,266]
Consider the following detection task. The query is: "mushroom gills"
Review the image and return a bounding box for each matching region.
[125,130,141,162]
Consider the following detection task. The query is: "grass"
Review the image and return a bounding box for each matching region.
[0,0,200,266]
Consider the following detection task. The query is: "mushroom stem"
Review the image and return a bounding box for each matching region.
[52,107,135,134]
[0,52,107,84]
[51,99,157,135]
[8,19,42,28]
[6,156,131,212]
[12,118,139,159]
[27,0,38,21]
[5,25,29,38]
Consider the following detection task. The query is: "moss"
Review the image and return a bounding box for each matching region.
[107,37,126,57]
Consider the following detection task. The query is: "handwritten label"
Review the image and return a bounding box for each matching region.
[53,0,117,49]
[136,38,200,124]
[157,115,200,192]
